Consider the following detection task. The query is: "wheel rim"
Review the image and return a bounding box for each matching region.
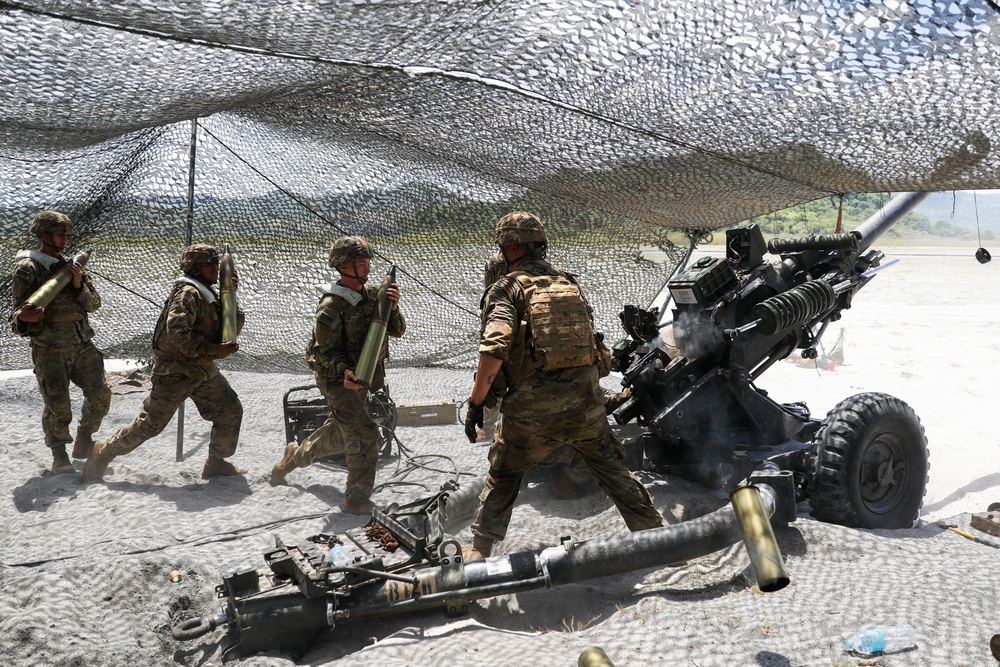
[858,433,909,513]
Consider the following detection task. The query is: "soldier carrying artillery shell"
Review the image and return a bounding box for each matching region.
[10,210,112,475]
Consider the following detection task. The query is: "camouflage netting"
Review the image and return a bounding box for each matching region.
[2,0,1000,372]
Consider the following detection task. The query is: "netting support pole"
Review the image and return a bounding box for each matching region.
[176,119,198,462]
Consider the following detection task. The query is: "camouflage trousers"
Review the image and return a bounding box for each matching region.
[472,403,663,543]
[294,373,380,504]
[542,445,599,485]
[104,371,242,459]
[31,341,112,449]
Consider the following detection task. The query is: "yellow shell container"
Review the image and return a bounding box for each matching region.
[354,264,396,388]
[27,249,92,308]
[219,244,238,343]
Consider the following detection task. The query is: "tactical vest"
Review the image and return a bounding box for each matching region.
[502,271,599,385]
[305,285,384,378]
[152,282,220,364]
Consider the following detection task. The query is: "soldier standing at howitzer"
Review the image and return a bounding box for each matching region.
[84,244,247,482]
[475,251,625,499]
[10,211,112,474]
[463,212,664,560]
[269,236,405,515]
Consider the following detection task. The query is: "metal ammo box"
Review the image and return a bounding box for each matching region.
[282,384,397,457]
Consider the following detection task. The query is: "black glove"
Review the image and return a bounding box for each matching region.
[465,399,485,443]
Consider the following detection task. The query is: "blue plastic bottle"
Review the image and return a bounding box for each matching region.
[844,625,916,655]
[329,546,353,568]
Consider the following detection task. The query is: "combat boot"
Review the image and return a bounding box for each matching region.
[269,442,300,484]
[341,497,375,515]
[72,435,93,460]
[461,535,494,561]
[82,441,115,482]
[202,456,248,479]
[51,445,76,475]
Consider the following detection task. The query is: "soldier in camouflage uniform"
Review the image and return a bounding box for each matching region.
[477,251,619,499]
[10,211,112,474]
[269,236,405,515]
[545,386,633,499]
[463,212,663,559]
[84,244,246,482]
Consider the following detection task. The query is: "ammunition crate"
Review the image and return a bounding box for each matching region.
[282,384,396,456]
[668,255,736,307]
[970,511,1000,537]
[394,398,457,426]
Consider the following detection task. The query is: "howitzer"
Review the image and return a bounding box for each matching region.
[172,474,792,658]
[25,249,92,308]
[612,191,930,529]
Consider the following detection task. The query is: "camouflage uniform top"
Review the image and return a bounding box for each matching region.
[480,257,604,418]
[10,250,101,346]
[151,277,245,379]
[306,281,406,392]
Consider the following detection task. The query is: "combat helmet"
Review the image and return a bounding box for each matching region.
[29,211,73,236]
[179,244,220,274]
[494,211,547,248]
[329,236,373,269]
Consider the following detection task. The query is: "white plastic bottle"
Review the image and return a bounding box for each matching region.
[844,625,917,655]
[329,546,353,568]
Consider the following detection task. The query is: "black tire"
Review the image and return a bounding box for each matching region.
[807,392,928,528]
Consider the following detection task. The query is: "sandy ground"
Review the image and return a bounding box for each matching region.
[2,246,1000,667]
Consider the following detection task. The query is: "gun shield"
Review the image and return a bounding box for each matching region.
[26,249,92,308]
[354,264,396,388]
[219,244,238,343]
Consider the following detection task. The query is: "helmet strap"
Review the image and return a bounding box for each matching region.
[501,243,528,269]
[38,232,65,257]
[338,261,369,286]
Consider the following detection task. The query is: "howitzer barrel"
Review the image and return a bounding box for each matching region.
[26,249,92,308]
[355,264,396,388]
[218,244,238,343]
[853,191,930,253]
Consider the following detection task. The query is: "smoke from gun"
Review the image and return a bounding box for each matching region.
[673,310,724,360]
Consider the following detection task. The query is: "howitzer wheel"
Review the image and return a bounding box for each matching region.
[807,392,928,529]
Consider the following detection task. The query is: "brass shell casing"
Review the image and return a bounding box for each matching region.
[219,244,238,343]
[354,265,396,388]
[730,485,790,592]
[26,249,92,308]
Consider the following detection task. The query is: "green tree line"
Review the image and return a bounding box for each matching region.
[740,194,995,241]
